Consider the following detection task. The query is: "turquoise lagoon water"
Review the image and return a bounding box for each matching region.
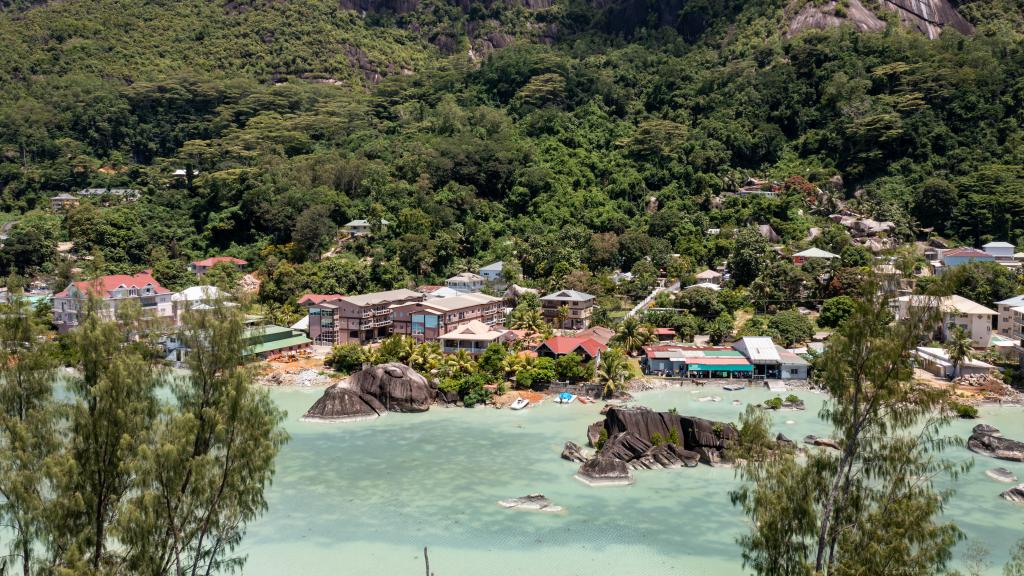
[241,387,1024,575]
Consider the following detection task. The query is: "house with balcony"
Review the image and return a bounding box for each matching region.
[302,289,423,345]
[391,293,504,342]
[53,272,174,332]
[445,272,485,293]
[892,295,996,347]
[996,295,1024,338]
[540,290,595,330]
[439,320,516,355]
[50,193,80,212]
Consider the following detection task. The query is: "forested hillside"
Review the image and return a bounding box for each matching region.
[1,0,1024,308]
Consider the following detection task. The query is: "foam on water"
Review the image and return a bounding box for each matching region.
[240,386,1024,575]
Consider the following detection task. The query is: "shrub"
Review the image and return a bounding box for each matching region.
[952,402,978,419]
[325,343,364,373]
[651,432,666,446]
[785,394,801,404]
[597,428,608,450]
[764,397,783,410]
[668,429,680,445]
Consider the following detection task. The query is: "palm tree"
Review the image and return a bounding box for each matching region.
[944,326,974,380]
[597,348,631,398]
[510,307,545,333]
[612,316,655,356]
[444,349,477,377]
[409,342,442,374]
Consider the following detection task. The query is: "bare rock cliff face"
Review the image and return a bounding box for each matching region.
[788,0,973,39]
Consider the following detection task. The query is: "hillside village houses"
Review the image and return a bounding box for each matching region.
[445,272,485,293]
[540,290,596,330]
[342,218,389,236]
[189,256,248,276]
[996,295,1024,339]
[892,294,997,347]
[53,272,174,331]
[926,242,1023,274]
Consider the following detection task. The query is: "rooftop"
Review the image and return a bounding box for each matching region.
[539,336,607,358]
[341,289,422,308]
[942,247,991,259]
[694,269,722,279]
[541,289,595,302]
[298,293,345,305]
[983,242,1016,249]
[735,336,782,363]
[447,272,483,283]
[56,272,170,298]
[172,285,227,302]
[440,320,509,341]
[192,256,247,268]
[479,261,504,272]
[897,295,996,316]
[399,292,501,312]
[793,247,839,259]
[995,294,1024,307]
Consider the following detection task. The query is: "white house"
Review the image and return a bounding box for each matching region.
[893,295,997,347]
[995,295,1024,337]
[793,247,840,265]
[445,272,485,293]
[171,285,231,324]
[478,261,504,283]
[343,219,390,236]
[983,241,1017,260]
[53,272,174,332]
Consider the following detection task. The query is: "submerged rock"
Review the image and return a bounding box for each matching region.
[968,429,1024,462]
[561,441,588,463]
[1001,484,1024,504]
[302,384,387,422]
[804,435,840,450]
[776,433,794,446]
[498,494,564,513]
[973,423,1001,437]
[351,362,435,412]
[575,456,634,486]
[987,468,1018,483]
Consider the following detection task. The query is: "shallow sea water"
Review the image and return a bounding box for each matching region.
[241,386,1024,575]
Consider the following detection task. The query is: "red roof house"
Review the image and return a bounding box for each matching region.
[535,336,608,361]
[189,256,248,276]
[297,294,345,305]
[53,272,174,331]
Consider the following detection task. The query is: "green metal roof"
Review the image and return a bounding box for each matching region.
[245,335,311,356]
[701,350,744,357]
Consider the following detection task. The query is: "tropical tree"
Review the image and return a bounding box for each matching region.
[444,349,477,377]
[554,304,570,329]
[612,316,655,356]
[944,326,974,380]
[596,348,630,398]
[508,305,545,333]
[0,295,60,576]
[730,289,966,576]
[408,341,443,374]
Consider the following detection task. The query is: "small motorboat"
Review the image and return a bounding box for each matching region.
[555,392,576,404]
[510,398,530,410]
[723,384,746,391]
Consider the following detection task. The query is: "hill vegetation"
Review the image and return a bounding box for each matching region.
[1,0,1023,309]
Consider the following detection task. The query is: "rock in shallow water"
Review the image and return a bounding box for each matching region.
[351,362,435,412]
[575,456,634,486]
[498,494,564,512]
[804,435,840,450]
[987,468,1018,483]
[561,441,588,463]
[968,429,1024,462]
[303,384,387,422]
[1001,484,1024,504]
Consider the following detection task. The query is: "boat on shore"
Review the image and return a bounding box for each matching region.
[555,392,577,404]
[510,397,530,410]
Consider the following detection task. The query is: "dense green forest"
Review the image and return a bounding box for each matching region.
[2,0,1024,307]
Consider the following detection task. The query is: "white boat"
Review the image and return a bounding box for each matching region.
[555,392,576,404]
[510,398,530,410]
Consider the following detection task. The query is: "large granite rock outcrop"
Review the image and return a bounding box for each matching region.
[351,362,435,412]
[968,425,1024,462]
[582,407,736,472]
[303,384,387,422]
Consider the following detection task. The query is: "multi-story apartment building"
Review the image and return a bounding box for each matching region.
[303,289,423,345]
[540,290,595,330]
[996,295,1024,337]
[392,293,504,342]
[52,272,174,332]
